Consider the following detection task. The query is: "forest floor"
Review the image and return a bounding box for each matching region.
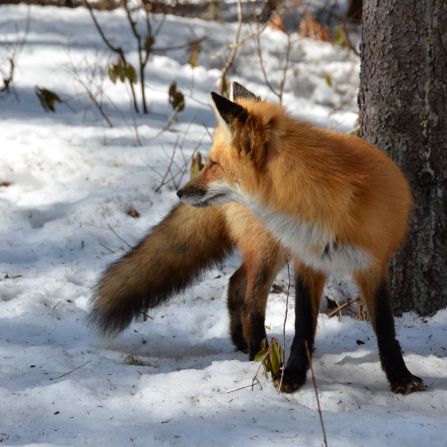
[0,5,446,446]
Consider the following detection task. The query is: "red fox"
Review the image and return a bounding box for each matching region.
[176,83,424,394]
[91,82,424,394]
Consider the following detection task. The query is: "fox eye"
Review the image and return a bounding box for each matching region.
[208,159,218,167]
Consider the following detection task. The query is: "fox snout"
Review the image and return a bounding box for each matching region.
[177,180,236,208]
[176,183,209,208]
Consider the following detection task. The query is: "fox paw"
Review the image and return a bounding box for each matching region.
[231,334,248,354]
[272,370,306,393]
[391,375,425,394]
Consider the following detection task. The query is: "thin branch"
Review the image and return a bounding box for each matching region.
[69,56,114,128]
[50,360,92,381]
[107,224,132,248]
[84,83,113,127]
[124,81,143,146]
[278,32,292,104]
[0,6,30,99]
[252,351,270,390]
[210,20,269,62]
[200,121,213,141]
[278,259,291,393]
[158,137,194,189]
[255,21,292,104]
[219,0,243,94]
[341,20,360,57]
[327,297,360,318]
[153,11,166,37]
[99,241,115,254]
[325,9,361,57]
[255,23,279,98]
[227,378,262,394]
[305,341,328,447]
[151,105,182,140]
[84,0,139,113]
[154,139,179,193]
[123,0,148,113]
[84,0,121,54]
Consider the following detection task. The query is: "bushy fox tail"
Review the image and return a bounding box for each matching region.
[89,203,233,334]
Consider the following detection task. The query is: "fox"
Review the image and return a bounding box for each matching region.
[175,83,425,394]
[90,82,424,394]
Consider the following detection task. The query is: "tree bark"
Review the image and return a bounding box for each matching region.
[359,0,447,315]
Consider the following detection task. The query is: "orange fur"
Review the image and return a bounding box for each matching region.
[181,99,412,269]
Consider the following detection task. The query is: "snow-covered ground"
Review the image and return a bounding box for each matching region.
[0,5,446,446]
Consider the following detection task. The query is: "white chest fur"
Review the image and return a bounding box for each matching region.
[246,199,372,274]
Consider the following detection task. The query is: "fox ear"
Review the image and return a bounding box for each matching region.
[230,82,260,102]
[211,92,247,130]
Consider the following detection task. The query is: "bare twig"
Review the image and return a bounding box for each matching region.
[278,259,291,393]
[153,120,198,192]
[327,297,359,318]
[107,224,132,248]
[85,86,113,127]
[255,24,278,98]
[126,88,143,146]
[227,377,262,394]
[255,21,292,104]
[210,21,269,62]
[68,56,114,128]
[305,341,328,447]
[84,0,140,113]
[154,139,179,192]
[50,360,92,381]
[278,32,292,104]
[341,20,360,57]
[1,57,15,94]
[200,121,213,141]
[99,241,115,254]
[123,0,148,113]
[252,351,270,390]
[0,6,30,99]
[151,105,182,140]
[219,0,243,94]
[326,9,361,57]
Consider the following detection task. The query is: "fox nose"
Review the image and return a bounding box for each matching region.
[176,188,184,199]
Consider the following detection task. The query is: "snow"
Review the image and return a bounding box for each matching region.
[0,5,446,446]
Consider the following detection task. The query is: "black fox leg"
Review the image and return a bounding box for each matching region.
[355,270,425,394]
[275,262,326,393]
[242,262,273,360]
[240,246,286,360]
[228,265,249,353]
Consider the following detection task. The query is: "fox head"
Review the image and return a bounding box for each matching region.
[177,83,280,208]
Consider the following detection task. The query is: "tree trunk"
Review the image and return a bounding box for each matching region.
[358,0,447,315]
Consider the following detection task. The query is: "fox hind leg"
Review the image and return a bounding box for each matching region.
[228,259,275,357]
[228,265,249,353]
[231,245,285,360]
[242,259,283,360]
[354,269,425,394]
